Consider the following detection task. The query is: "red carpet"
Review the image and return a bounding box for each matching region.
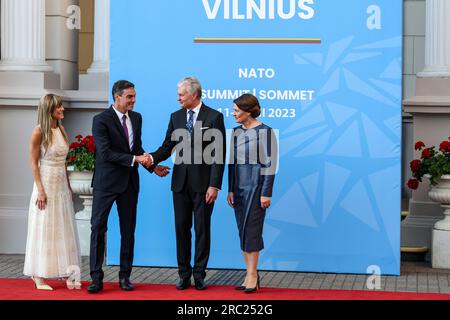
[1,279,450,300]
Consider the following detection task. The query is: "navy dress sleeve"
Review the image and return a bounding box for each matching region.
[259,127,277,197]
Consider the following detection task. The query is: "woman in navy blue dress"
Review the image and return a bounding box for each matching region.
[227,94,277,293]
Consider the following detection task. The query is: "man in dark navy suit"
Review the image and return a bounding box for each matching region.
[150,77,226,290]
[87,80,168,293]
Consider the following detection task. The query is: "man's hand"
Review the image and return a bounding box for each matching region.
[205,187,218,205]
[143,153,154,166]
[154,165,170,177]
[261,196,271,209]
[136,153,153,168]
[135,155,147,166]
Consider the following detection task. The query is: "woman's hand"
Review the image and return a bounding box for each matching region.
[227,192,235,208]
[36,190,47,210]
[261,196,271,209]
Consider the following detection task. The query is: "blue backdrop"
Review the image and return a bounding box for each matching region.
[108,0,402,275]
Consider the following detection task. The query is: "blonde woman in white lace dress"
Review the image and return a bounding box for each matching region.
[23,94,81,290]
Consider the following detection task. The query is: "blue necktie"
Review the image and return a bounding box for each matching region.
[186,110,194,133]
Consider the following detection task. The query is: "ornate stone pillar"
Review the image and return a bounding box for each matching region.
[402,0,450,264]
[421,1,450,268]
[87,0,110,74]
[418,0,450,77]
[0,0,52,72]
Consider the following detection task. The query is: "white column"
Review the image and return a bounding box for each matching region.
[418,0,450,77]
[0,0,52,72]
[87,0,110,74]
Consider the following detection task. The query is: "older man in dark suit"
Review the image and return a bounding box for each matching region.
[150,76,226,290]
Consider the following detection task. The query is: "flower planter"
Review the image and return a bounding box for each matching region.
[429,175,450,269]
[428,175,450,231]
[68,170,93,256]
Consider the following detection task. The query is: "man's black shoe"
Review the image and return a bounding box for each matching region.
[119,278,135,291]
[87,282,103,293]
[194,278,207,290]
[176,278,191,290]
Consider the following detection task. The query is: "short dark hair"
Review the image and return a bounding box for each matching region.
[112,80,135,101]
[233,94,261,118]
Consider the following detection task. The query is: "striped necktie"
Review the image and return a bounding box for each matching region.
[186,110,194,133]
[122,114,129,145]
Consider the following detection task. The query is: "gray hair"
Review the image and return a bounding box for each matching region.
[178,76,202,99]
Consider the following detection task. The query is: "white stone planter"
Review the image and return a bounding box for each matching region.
[428,175,450,231]
[429,175,450,269]
[68,170,93,257]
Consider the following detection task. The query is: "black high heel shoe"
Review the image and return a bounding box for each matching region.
[244,274,260,294]
[235,275,248,290]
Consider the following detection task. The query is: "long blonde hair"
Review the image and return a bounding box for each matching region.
[37,94,69,152]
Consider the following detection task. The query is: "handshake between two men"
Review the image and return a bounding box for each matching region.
[135,153,171,177]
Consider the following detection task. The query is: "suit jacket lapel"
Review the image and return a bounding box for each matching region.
[195,104,208,129]
[109,106,130,151]
[191,104,209,145]
[175,109,186,130]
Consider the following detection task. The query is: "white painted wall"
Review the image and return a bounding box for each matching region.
[0,107,36,253]
[402,0,425,201]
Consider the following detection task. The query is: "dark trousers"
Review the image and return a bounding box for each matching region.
[89,183,138,283]
[172,184,214,281]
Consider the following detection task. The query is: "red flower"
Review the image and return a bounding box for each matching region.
[407,179,419,190]
[415,141,425,150]
[67,134,96,171]
[439,141,450,152]
[410,160,421,173]
[421,149,431,159]
[69,142,80,150]
[86,139,96,154]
